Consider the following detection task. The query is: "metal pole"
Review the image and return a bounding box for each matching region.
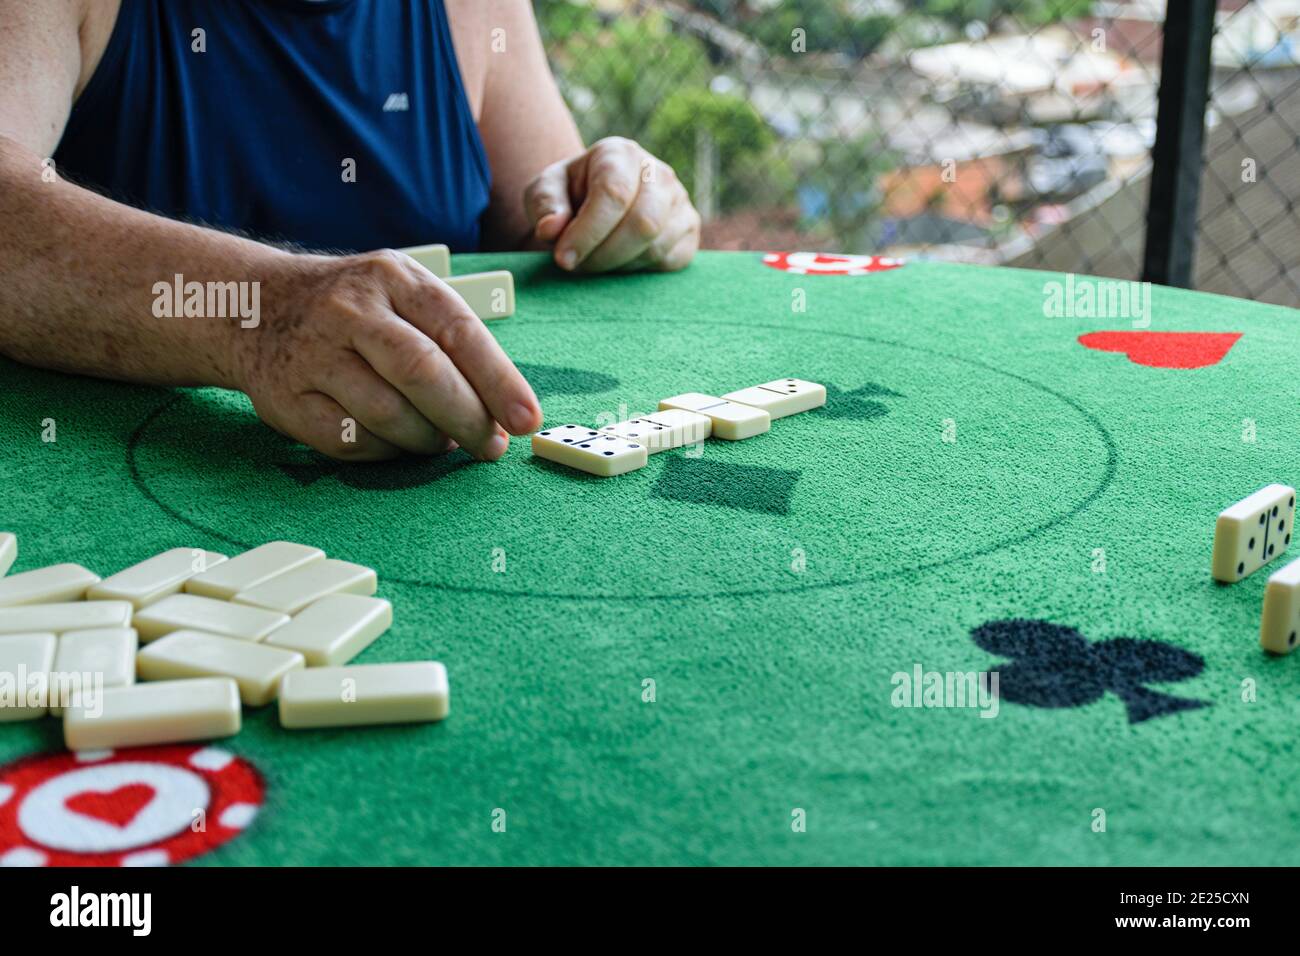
[1141,1,1217,288]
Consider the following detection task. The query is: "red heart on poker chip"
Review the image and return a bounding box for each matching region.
[1078,331,1242,369]
[0,745,263,866]
[762,251,904,275]
[65,784,157,829]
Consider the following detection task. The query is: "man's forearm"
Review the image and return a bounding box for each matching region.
[0,135,294,389]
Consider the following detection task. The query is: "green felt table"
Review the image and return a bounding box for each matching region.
[1,250,1298,866]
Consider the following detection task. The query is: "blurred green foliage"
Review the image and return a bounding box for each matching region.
[536,0,604,41]
[539,3,780,213]
[647,90,775,211]
[750,1,894,59]
[533,0,1096,247]
[905,0,1095,28]
[554,13,713,142]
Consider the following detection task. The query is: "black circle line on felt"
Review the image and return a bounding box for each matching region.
[126,322,1119,601]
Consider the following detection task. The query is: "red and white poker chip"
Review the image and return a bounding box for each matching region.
[0,745,263,867]
[762,251,905,275]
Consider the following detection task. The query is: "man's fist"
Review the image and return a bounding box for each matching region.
[524,137,701,273]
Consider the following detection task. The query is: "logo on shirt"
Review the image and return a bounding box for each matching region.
[383,93,410,112]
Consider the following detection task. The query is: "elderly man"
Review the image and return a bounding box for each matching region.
[0,0,701,461]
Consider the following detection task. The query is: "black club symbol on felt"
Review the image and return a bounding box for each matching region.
[971,619,1209,724]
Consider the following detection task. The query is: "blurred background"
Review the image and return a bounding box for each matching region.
[537,0,1300,307]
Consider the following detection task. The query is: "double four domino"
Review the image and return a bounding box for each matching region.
[1211,483,1300,655]
[531,378,827,477]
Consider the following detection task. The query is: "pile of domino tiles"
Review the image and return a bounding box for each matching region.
[0,534,449,751]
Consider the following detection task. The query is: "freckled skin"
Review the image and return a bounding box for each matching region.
[0,0,699,461]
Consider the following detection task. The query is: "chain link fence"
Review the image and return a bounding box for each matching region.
[538,0,1300,308]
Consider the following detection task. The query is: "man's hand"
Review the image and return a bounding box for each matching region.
[232,251,542,462]
[524,137,701,274]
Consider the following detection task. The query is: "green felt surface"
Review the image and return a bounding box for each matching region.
[2,250,1299,865]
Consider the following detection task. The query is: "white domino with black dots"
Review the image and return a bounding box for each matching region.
[600,409,711,453]
[531,377,824,477]
[1211,483,1295,583]
[531,425,648,477]
[722,378,827,420]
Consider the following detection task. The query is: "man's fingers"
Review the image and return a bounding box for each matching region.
[648,203,701,272]
[524,160,574,243]
[320,351,451,455]
[534,213,566,243]
[653,228,700,272]
[577,179,668,273]
[295,392,404,462]
[389,269,542,436]
[553,139,643,271]
[548,145,699,274]
[351,308,511,461]
[618,195,700,273]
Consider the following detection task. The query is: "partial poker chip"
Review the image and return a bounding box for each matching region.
[762,251,905,275]
[0,745,263,866]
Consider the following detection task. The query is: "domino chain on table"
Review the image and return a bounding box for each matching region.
[531,377,827,477]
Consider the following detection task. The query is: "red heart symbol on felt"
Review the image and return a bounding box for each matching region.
[65,784,156,828]
[1078,331,1241,369]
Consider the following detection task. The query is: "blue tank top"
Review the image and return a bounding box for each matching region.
[54,0,491,253]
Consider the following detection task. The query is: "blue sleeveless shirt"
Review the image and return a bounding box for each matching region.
[54,0,491,253]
